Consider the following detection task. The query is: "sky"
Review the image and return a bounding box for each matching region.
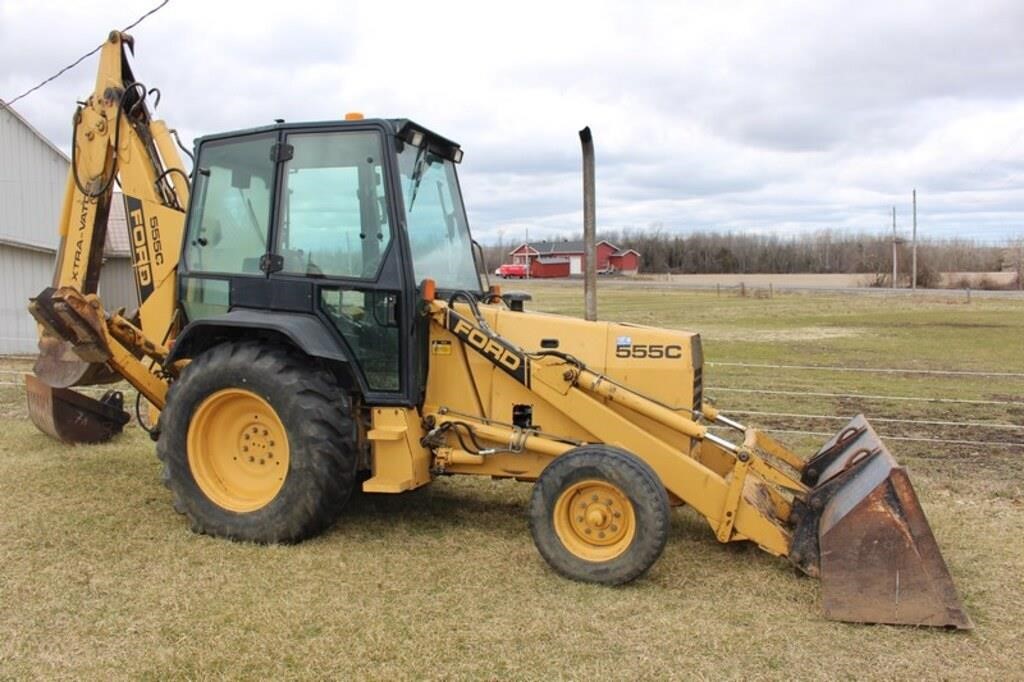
[2,0,1022,245]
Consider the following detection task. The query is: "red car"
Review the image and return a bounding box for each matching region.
[496,263,528,279]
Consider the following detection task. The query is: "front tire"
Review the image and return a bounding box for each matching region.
[532,444,667,581]
[529,445,670,585]
[156,341,357,543]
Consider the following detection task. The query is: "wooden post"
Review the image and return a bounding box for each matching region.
[911,189,918,290]
[891,206,898,288]
[1017,240,1023,291]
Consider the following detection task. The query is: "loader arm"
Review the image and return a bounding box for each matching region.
[27,30,187,442]
[420,296,972,629]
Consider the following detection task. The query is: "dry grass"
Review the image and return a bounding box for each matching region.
[2,287,1023,680]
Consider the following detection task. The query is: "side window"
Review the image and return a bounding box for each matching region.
[185,134,275,275]
[181,277,229,321]
[320,289,399,391]
[278,132,391,278]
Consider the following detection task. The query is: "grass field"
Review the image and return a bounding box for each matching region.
[1,284,1022,680]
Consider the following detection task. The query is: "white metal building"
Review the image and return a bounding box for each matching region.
[0,101,136,355]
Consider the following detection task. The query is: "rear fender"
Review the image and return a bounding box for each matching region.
[166,310,349,368]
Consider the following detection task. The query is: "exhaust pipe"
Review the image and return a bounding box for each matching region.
[579,126,597,322]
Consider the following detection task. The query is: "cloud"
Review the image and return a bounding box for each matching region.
[2,0,1021,244]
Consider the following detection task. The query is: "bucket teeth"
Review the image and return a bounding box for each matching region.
[790,415,972,629]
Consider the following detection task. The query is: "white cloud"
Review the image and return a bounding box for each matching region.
[2,0,1021,243]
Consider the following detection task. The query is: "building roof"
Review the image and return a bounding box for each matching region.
[0,100,70,163]
[511,239,618,255]
[612,248,640,257]
[0,100,130,258]
[1,101,70,250]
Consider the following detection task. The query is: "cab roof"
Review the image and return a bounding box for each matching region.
[193,118,463,163]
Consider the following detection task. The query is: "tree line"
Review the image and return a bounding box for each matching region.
[482,229,1019,285]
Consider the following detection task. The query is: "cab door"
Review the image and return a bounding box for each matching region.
[269,127,412,403]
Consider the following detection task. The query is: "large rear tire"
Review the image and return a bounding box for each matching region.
[529,445,670,585]
[156,341,357,543]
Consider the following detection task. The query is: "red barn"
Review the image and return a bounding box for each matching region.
[530,257,571,278]
[508,240,640,275]
[608,248,640,275]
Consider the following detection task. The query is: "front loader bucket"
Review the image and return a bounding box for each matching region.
[25,373,130,444]
[790,415,972,629]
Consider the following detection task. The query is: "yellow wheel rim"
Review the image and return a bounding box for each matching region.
[553,479,636,562]
[187,388,290,513]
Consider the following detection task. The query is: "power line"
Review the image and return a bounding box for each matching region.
[1,0,171,110]
[709,425,1022,449]
[710,386,1020,407]
[706,361,1024,378]
[721,409,1024,431]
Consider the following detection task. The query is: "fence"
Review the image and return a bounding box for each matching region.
[702,361,1024,449]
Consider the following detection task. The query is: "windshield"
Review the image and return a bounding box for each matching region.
[397,142,480,291]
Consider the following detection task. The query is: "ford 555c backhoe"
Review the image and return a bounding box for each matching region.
[25,31,971,628]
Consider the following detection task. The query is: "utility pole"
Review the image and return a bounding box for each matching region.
[891,206,898,288]
[911,189,918,290]
[1017,239,1023,291]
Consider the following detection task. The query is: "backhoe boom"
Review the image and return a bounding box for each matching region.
[26,30,188,441]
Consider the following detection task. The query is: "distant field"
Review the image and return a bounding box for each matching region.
[647,270,1017,289]
[1,286,1023,679]
[506,271,1020,291]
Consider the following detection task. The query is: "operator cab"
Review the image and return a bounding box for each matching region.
[179,118,482,405]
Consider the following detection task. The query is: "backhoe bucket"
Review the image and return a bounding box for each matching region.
[790,415,972,629]
[25,373,129,444]
[26,287,129,443]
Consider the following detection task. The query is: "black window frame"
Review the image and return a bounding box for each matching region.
[177,119,467,408]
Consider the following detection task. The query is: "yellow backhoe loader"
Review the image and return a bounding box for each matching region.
[25,31,971,628]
